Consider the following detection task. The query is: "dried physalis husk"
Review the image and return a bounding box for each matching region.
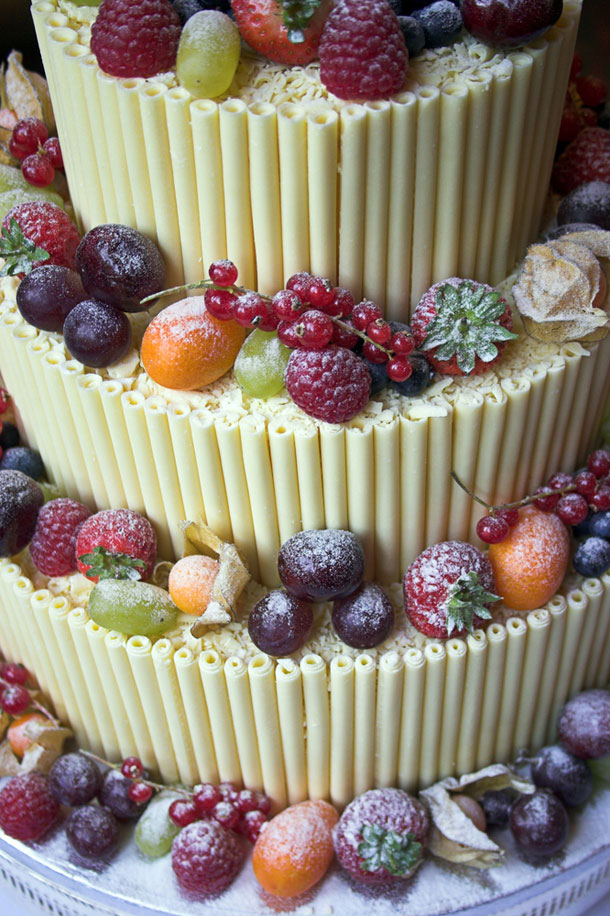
[420,764,534,869]
[180,520,250,635]
[0,718,72,777]
[513,231,610,343]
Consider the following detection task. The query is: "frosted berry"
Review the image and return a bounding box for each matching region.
[9,118,48,161]
[99,768,150,820]
[386,357,412,382]
[129,782,153,805]
[391,352,433,396]
[592,485,610,511]
[91,0,182,78]
[213,800,240,830]
[233,292,269,328]
[531,745,593,808]
[476,514,509,544]
[588,449,610,478]
[121,756,143,779]
[552,131,610,197]
[332,319,359,350]
[0,772,60,841]
[63,299,132,368]
[576,75,607,109]
[556,493,589,526]
[590,511,610,539]
[271,289,304,322]
[0,469,43,555]
[208,259,238,287]
[29,497,92,577]
[413,1,462,48]
[0,684,30,715]
[330,287,355,317]
[76,508,157,583]
[193,782,222,815]
[367,319,392,345]
[236,789,260,814]
[332,582,394,648]
[42,138,63,170]
[218,782,240,804]
[278,528,365,602]
[286,271,313,299]
[66,805,120,859]
[390,331,415,355]
[334,788,428,885]
[362,339,389,364]
[277,320,301,349]
[557,689,610,758]
[49,752,101,806]
[306,277,335,309]
[1,201,80,272]
[204,288,236,321]
[284,346,371,423]
[461,0,562,47]
[533,487,560,511]
[0,446,43,480]
[479,789,514,828]
[242,809,266,843]
[574,470,597,498]
[573,537,610,578]
[16,264,86,333]
[294,309,334,348]
[21,152,55,188]
[352,300,383,330]
[1,662,29,685]
[557,181,610,232]
[398,15,425,56]
[496,507,519,527]
[547,471,573,490]
[169,798,199,827]
[172,819,245,894]
[510,790,569,858]
[248,590,314,656]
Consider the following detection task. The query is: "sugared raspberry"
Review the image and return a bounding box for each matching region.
[285,346,371,423]
[0,772,60,841]
[2,201,80,272]
[29,498,92,577]
[91,0,182,79]
[319,0,408,101]
[171,820,245,894]
[552,127,610,195]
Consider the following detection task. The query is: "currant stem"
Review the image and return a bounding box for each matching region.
[80,749,192,796]
[450,471,578,514]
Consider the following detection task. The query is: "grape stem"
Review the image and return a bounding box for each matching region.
[450,471,577,514]
[80,749,193,796]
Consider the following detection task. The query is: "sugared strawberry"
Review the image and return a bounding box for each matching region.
[0,202,80,276]
[91,0,182,78]
[0,772,60,841]
[231,0,332,66]
[403,541,500,638]
[284,345,371,422]
[29,497,92,577]
[411,278,516,376]
[334,788,429,886]
[552,127,610,195]
[318,0,408,101]
[171,819,245,894]
[75,508,157,582]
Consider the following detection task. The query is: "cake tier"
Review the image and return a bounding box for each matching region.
[0,557,608,810]
[1,277,608,586]
[31,0,580,315]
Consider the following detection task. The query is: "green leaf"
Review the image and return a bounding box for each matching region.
[357,823,422,876]
[446,570,500,636]
[280,0,323,42]
[78,545,146,581]
[0,216,49,276]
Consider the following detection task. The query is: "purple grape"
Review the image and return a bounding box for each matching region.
[510,790,569,858]
[557,181,610,231]
[66,805,120,858]
[332,582,394,648]
[48,752,101,806]
[63,299,132,368]
[531,745,593,808]
[75,224,165,313]
[479,789,515,828]
[16,265,87,333]
[557,689,610,759]
[247,590,313,656]
[0,469,43,555]
[278,529,365,602]
[99,768,149,820]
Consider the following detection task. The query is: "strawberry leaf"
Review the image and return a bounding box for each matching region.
[358,824,421,876]
[446,570,500,636]
[78,545,146,581]
[0,217,49,276]
[281,0,323,43]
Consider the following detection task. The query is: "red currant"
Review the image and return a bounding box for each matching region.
[367,319,392,345]
[352,300,382,331]
[294,310,333,349]
[258,308,280,332]
[0,390,10,414]
[386,356,412,382]
[271,289,304,322]
[1,662,29,685]
[547,471,573,491]
[306,277,335,309]
[496,507,519,527]
[476,514,510,544]
[558,104,582,143]
[277,320,302,349]
[556,492,589,526]
[193,782,222,815]
[327,287,354,318]
[332,320,359,349]
[128,782,153,805]
[121,756,143,779]
[390,331,415,355]
[286,272,313,299]
[362,340,388,364]
[533,487,560,511]
[208,259,238,287]
[592,485,610,511]
[574,470,597,498]
[233,292,269,328]
[0,684,30,715]
[243,809,267,843]
[569,53,582,81]
[581,107,598,127]
[588,450,610,478]
[576,74,607,108]
[213,800,240,830]
[9,117,48,160]
[203,288,236,321]
[21,152,55,188]
[42,137,63,170]
[168,798,199,827]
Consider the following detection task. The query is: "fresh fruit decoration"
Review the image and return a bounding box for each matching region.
[91,0,183,78]
[62,298,133,368]
[0,446,44,479]
[556,182,610,232]
[176,11,240,98]
[411,278,517,376]
[29,498,92,577]
[75,508,157,582]
[16,265,86,334]
[460,0,563,47]
[509,790,569,859]
[0,201,79,275]
[9,117,64,190]
[231,0,332,67]
[552,127,610,195]
[411,2,463,49]
[247,590,314,656]
[167,554,220,617]
[87,578,180,638]
[403,541,500,639]
[318,0,408,100]
[0,469,43,555]
[559,55,607,144]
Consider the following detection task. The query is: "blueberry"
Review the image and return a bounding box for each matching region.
[557,181,610,232]
[172,0,230,22]
[366,359,390,395]
[479,789,515,828]
[573,536,610,578]
[387,0,402,15]
[0,446,44,480]
[572,508,594,538]
[590,511,610,540]
[398,16,426,56]
[391,351,433,396]
[0,422,20,451]
[413,1,463,48]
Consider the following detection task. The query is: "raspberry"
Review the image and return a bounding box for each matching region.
[552,127,610,195]
[2,201,80,272]
[319,0,407,101]
[91,0,182,79]
[171,820,245,894]
[284,346,371,423]
[29,498,92,577]
[0,772,60,841]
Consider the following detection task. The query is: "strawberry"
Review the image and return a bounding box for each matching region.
[0,201,80,277]
[552,126,610,195]
[231,0,332,66]
[75,508,157,582]
[411,278,516,376]
[403,541,500,639]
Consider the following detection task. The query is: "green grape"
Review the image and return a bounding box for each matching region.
[39,481,61,503]
[234,329,291,399]
[0,188,64,223]
[0,163,63,201]
[88,579,179,637]
[135,791,182,858]
[176,11,240,99]
[588,754,610,788]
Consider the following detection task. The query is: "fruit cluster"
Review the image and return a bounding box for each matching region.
[559,55,608,145]
[248,529,395,655]
[8,117,64,190]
